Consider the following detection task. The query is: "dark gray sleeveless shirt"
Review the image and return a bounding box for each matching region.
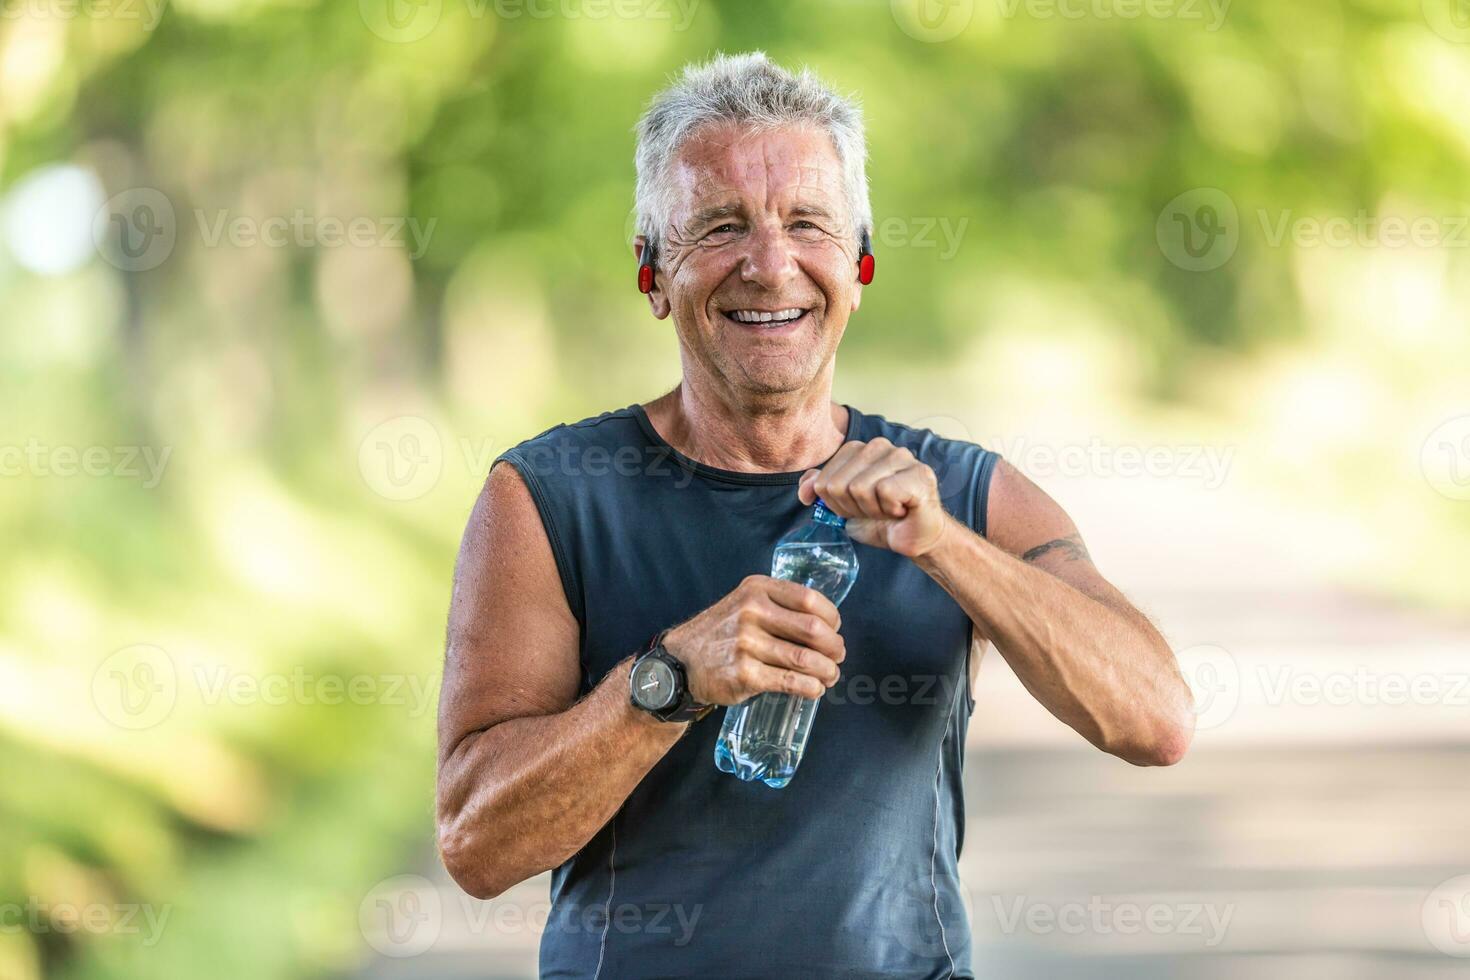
[495,403,999,980]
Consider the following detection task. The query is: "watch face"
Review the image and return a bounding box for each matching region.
[634,657,677,710]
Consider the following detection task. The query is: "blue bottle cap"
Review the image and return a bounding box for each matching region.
[813,497,846,527]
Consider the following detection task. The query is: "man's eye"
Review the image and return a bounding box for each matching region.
[793,221,818,230]
[709,223,739,235]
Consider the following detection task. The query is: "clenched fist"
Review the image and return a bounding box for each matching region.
[798,436,949,558]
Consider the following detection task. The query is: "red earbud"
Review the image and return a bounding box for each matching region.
[857,229,875,285]
[637,241,656,294]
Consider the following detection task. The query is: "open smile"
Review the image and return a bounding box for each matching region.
[720,307,812,332]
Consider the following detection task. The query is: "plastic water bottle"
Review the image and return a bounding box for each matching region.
[714,498,859,788]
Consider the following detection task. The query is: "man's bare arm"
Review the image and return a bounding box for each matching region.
[915,460,1194,766]
[435,462,689,900]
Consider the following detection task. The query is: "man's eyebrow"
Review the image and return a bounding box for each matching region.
[687,204,745,225]
[787,204,846,224]
[789,203,838,221]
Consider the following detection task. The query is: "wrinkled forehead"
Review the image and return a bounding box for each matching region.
[669,122,847,220]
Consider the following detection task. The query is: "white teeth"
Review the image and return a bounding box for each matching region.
[728,308,805,324]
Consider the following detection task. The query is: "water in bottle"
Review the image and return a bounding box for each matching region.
[714,498,858,788]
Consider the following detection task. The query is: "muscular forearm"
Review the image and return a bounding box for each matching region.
[915,517,1193,766]
[437,656,688,898]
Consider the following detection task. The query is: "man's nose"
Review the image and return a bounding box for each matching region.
[738,223,799,290]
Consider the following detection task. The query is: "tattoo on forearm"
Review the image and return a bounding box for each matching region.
[1021,534,1091,564]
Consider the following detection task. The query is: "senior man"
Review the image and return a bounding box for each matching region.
[436,52,1194,979]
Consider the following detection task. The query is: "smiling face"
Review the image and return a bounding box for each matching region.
[643,121,864,399]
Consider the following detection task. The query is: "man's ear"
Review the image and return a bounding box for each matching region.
[633,234,671,319]
[850,282,863,315]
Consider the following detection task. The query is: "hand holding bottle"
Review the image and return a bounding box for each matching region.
[662,575,846,705]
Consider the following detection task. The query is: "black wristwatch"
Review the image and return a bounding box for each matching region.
[629,631,713,723]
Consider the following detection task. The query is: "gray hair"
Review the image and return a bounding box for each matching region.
[633,51,872,265]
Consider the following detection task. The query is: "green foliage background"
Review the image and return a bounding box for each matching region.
[1,0,1467,976]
